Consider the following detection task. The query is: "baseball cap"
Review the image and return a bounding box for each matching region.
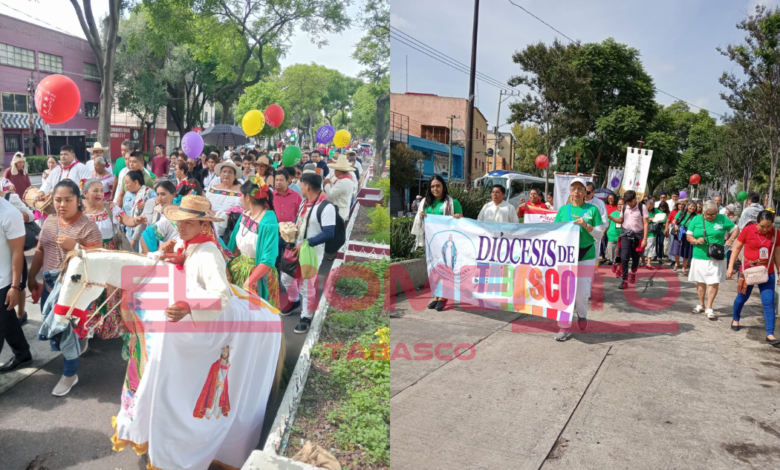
[570,177,587,188]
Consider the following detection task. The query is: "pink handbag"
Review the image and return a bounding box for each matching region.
[743,230,776,286]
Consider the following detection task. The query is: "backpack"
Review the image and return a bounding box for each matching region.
[315,200,346,254]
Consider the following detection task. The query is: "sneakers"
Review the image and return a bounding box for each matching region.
[52,374,78,396]
[294,317,312,334]
[280,300,301,316]
[555,329,572,342]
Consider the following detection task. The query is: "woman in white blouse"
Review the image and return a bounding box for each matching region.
[206,161,243,238]
[91,156,115,201]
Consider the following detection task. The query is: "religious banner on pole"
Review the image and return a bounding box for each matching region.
[523,205,557,223]
[606,167,623,192]
[423,215,582,322]
[622,147,653,200]
[554,173,595,211]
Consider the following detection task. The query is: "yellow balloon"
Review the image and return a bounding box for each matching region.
[333,129,351,148]
[242,110,265,136]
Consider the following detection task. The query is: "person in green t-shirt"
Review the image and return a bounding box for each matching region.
[685,200,738,319]
[553,177,603,342]
[413,175,463,313]
[605,198,624,265]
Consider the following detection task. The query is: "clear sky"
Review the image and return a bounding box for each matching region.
[391,0,778,132]
[0,0,364,78]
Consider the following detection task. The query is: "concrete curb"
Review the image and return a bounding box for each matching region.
[392,258,428,295]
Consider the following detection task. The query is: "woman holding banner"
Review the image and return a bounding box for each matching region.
[412,175,463,312]
[553,177,603,342]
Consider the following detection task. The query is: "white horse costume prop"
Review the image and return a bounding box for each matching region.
[54,247,284,470]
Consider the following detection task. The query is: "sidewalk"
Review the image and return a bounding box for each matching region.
[390,265,780,469]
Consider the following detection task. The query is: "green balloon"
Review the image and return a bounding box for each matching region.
[282,145,302,166]
[329,149,335,157]
[737,191,748,202]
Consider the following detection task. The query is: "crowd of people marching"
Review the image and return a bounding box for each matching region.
[0,139,369,397]
[412,177,780,347]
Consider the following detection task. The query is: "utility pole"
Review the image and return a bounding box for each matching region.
[27,72,36,157]
[464,0,480,185]
[406,55,408,93]
[447,114,459,182]
[492,90,502,172]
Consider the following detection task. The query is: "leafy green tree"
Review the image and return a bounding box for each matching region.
[508,39,593,194]
[353,0,389,181]
[719,4,780,208]
[350,84,380,138]
[279,64,331,147]
[236,80,291,138]
[511,124,545,175]
[389,143,422,204]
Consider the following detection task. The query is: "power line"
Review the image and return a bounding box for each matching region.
[0,2,84,39]
[391,32,516,93]
[506,0,723,118]
[391,26,516,92]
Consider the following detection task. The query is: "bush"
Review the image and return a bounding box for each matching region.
[25,155,51,174]
[368,177,390,206]
[367,204,390,232]
[203,145,218,155]
[448,183,490,220]
[365,231,390,244]
[390,216,423,260]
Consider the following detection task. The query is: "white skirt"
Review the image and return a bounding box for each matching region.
[688,258,726,285]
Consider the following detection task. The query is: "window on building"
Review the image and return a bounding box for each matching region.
[0,43,35,69]
[421,125,450,144]
[84,63,100,81]
[39,52,63,73]
[85,101,99,118]
[1,92,31,113]
[4,134,21,153]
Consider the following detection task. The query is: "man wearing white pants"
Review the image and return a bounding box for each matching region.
[280,172,336,334]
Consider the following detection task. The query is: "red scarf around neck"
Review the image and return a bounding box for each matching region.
[61,160,78,171]
[165,233,217,269]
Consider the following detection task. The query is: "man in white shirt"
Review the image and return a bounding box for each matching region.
[714,194,727,215]
[477,185,518,223]
[281,173,336,334]
[0,197,32,373]
[324,155,355,224]
[0,185,33,330]
[654,191,668,209]
[38,145,93,197]
[114,151,156,205]
[84,142,111,173]
[222,146,234,161]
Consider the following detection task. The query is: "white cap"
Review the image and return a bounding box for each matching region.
[570,177,588,188]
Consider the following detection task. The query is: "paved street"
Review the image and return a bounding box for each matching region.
[390,266,780,469]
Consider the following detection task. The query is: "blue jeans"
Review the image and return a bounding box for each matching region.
[50,335,81,377]
[40,270,60,316]
[733,272,776,336]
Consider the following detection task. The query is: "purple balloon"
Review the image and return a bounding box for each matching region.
[181,131,204,159]
[316,125,336,144]
[610,177,620,188]
[679,190,687,199]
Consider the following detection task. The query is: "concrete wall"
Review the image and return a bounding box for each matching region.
[391,258,428,295]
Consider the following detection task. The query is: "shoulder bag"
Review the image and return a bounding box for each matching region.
[702,217,725,261]
[4,193,41,250]
[743,229,776,286]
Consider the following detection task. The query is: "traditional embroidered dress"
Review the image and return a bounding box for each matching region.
[84,202,128,341]
[94,171,115,201]
[227,210,280,308]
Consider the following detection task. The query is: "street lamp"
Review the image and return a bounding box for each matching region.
[416,158,425,199]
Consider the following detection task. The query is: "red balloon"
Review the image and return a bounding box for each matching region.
[35,74,81,124]
[535,154,549,169]
[264,104,285,128]
[689,174,701,185]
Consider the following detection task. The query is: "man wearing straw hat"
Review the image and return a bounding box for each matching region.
[323,154,355,230]
[85,142,111,173]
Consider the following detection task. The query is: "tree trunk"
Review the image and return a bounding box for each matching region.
[372,93,389,182]
[770,145,778,210]
[100,12,119,165]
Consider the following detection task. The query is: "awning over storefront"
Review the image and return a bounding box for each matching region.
[1,112,44,130]
[49,129,86,136]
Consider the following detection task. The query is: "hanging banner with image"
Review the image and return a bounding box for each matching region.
[553,173,594,211]
[432,151,450,177]
[424,215,581,322]
[622,147,653,200]
[607,167,623,192]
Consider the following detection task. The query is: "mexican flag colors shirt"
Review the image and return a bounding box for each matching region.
[554,203,603,261]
